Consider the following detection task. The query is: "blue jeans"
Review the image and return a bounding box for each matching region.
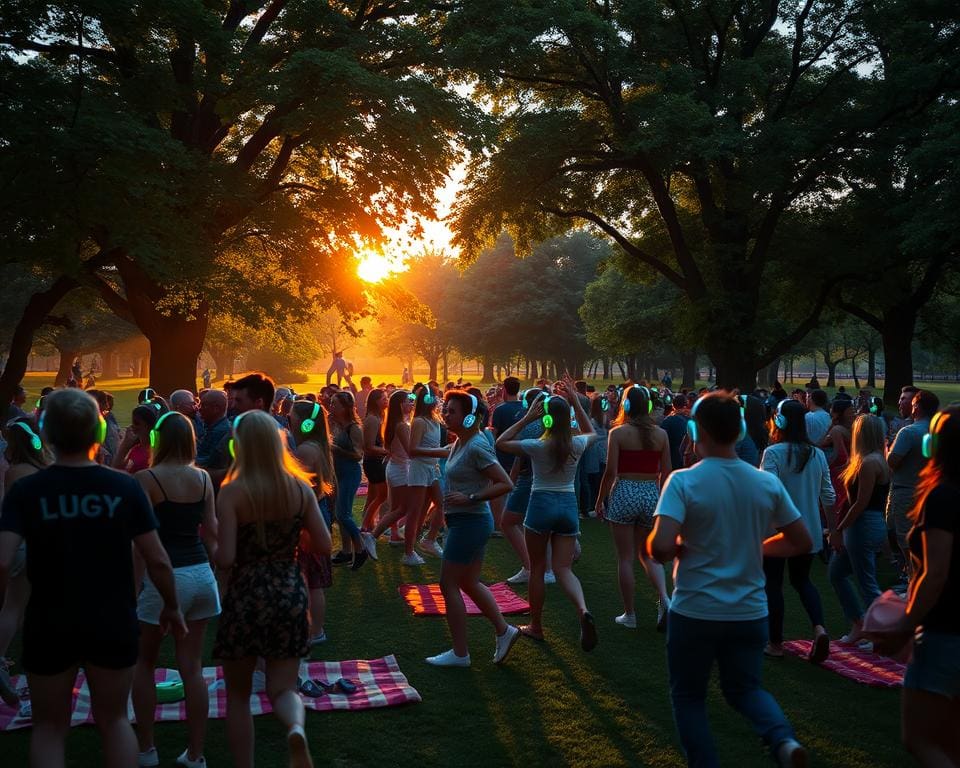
[829,509,885,623]
[667,611,795,767]
[334,458,362,546]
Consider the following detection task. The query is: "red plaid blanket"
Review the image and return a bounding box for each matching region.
[783,640,905,687]
[0,655,419,732]
[398,582,530,616]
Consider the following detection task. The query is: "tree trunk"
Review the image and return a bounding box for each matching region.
[826,361,839,389]
[759,357,781,388]
[680,350,697,389]
[851,356,861,391]
[881,322,914,406]
[442,350,449,384]
[55,347,80,387]
[146,319,205,398]
[482,355,494,382]
[867,346,877,389]
[426,354,439,383]
[711,349,758,391]
[0,276,78,412]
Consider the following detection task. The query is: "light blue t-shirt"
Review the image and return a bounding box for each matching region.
[654,458,800,621]
[889,418,930,489]
[760,443,835,553]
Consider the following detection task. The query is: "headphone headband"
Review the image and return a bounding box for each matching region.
[461,393,480,428]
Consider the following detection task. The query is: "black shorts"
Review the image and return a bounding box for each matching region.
[22,612,139,676]
[363,457,386,485]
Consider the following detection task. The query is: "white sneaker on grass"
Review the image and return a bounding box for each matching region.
[544,571,557,584]
[493,625,521,664]
[418,537,443,558]
[401,552,426,566]
[426,649,471,667]
[175,749,207,768]
[507,567,529,584]
[614,613,637,629]
[360,531,379,561]
[138,747,160,768]
[776,738,808,767]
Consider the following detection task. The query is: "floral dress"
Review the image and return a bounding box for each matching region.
[214,512,310,660]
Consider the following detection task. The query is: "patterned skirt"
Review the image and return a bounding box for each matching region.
[606,479,659,529]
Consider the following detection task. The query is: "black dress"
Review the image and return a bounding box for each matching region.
[214,513,310,660]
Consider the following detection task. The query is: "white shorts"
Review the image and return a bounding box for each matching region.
[386,459,408,488]
[138,563,221,625]
[407,460,439,487]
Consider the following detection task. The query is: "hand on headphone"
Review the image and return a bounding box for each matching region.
[557,373,578,404]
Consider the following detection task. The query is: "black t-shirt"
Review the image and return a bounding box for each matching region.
[907,483,960,635]
[491,401,524,470]
[0,465,158,632]
[661,413,690,473]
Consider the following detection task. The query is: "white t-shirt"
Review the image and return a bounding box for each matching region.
[654,458,801,621]
[520,434,595,492]
[760,443,835,553]
[804,409,832,446]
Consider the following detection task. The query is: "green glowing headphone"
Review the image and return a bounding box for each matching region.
[541,394,554,429]
[922,411,949,460]
[228,411,253,460]
[462,394,480,428]
[149,411,176,449]
[300,401,321,434]
[39,409,107,445]
[773,397,789,430]
[600,397,609,412]
[11,421,42,452]
[623,385,653,415]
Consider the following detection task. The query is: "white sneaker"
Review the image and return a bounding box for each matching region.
[287,724,313,768]
[138,748,160,768]
[401,552,426,566]
[587,509,598,518]
[360,531,379,561]
[418,537,443,558]
[507,567,529,584]
[425,649,471,667]
[776,738,808,767]
[252,669,266,694]
[615,613,637,629]
[175,750,207,768]
[493,625,521,664]
[544,571,557,584]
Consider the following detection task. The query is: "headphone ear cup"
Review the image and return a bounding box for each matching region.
[98,416,107,445]
[542,414,553,429]
[647,400,653,414]
[462,414,476,428]
[150,429,157,449]
[301,418,315,434]
[922,433,933,460]
[623,398,631,414]
[229,438,236,460]
[739,417,748,443]
[774,413,786,430]
[686,419,698,443]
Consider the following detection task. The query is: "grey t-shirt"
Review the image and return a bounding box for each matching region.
[444,432,498,515]
[889,418,930,489]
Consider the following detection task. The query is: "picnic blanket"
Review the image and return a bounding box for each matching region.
[399,582,530,616]
[0,655,419,732]
[782,640,906,688]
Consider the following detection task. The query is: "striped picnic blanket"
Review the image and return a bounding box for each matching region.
[783,640,905,687]
[399,582,530,616]
[0,655,419,732]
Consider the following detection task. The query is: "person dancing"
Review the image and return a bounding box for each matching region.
[595,385,672,631]
[132,412,220,768]
[496,375,598,650]
[360,389,389,532]
[213,411,331,768]
[406,387,448,564]
[425,391,519,666]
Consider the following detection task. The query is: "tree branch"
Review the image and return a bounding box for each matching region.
[243,0,289,52]
[540,205,687,289]
[0,36,116,62]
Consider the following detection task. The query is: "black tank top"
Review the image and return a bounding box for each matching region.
[850,475,891,511]
[148,470,209,568]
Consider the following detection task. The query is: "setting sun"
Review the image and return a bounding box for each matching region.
[356,252,395,283]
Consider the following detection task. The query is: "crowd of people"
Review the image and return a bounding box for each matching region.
[0,368,956,767]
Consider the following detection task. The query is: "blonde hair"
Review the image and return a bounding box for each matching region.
[150,412,196,466]
[841,414,886,490]
[222,411,314,546]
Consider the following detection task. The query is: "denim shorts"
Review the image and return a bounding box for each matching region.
[524,490,580,536]
[506,474,532,516]
[443,512,494,565]
[904,630,960,698]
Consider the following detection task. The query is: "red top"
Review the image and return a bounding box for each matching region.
[618,449,660,474]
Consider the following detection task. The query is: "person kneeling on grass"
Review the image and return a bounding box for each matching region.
[0,389,186,768]
[648,392,812,768]
[426,391,520,667]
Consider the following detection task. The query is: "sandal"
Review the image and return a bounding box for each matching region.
[809,632,830,664]
[518,625,546,643]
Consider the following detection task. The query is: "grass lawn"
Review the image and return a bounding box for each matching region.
[4,497,906,767]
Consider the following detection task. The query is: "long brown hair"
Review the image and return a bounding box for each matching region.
[541,394,574,473]
[841,414,886,491]
[612,385,657,449]
[223,411,314,546]
[909,406,959,524]
[150,411,196,466]
[291,399,335,496]
[384,389,409,447]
